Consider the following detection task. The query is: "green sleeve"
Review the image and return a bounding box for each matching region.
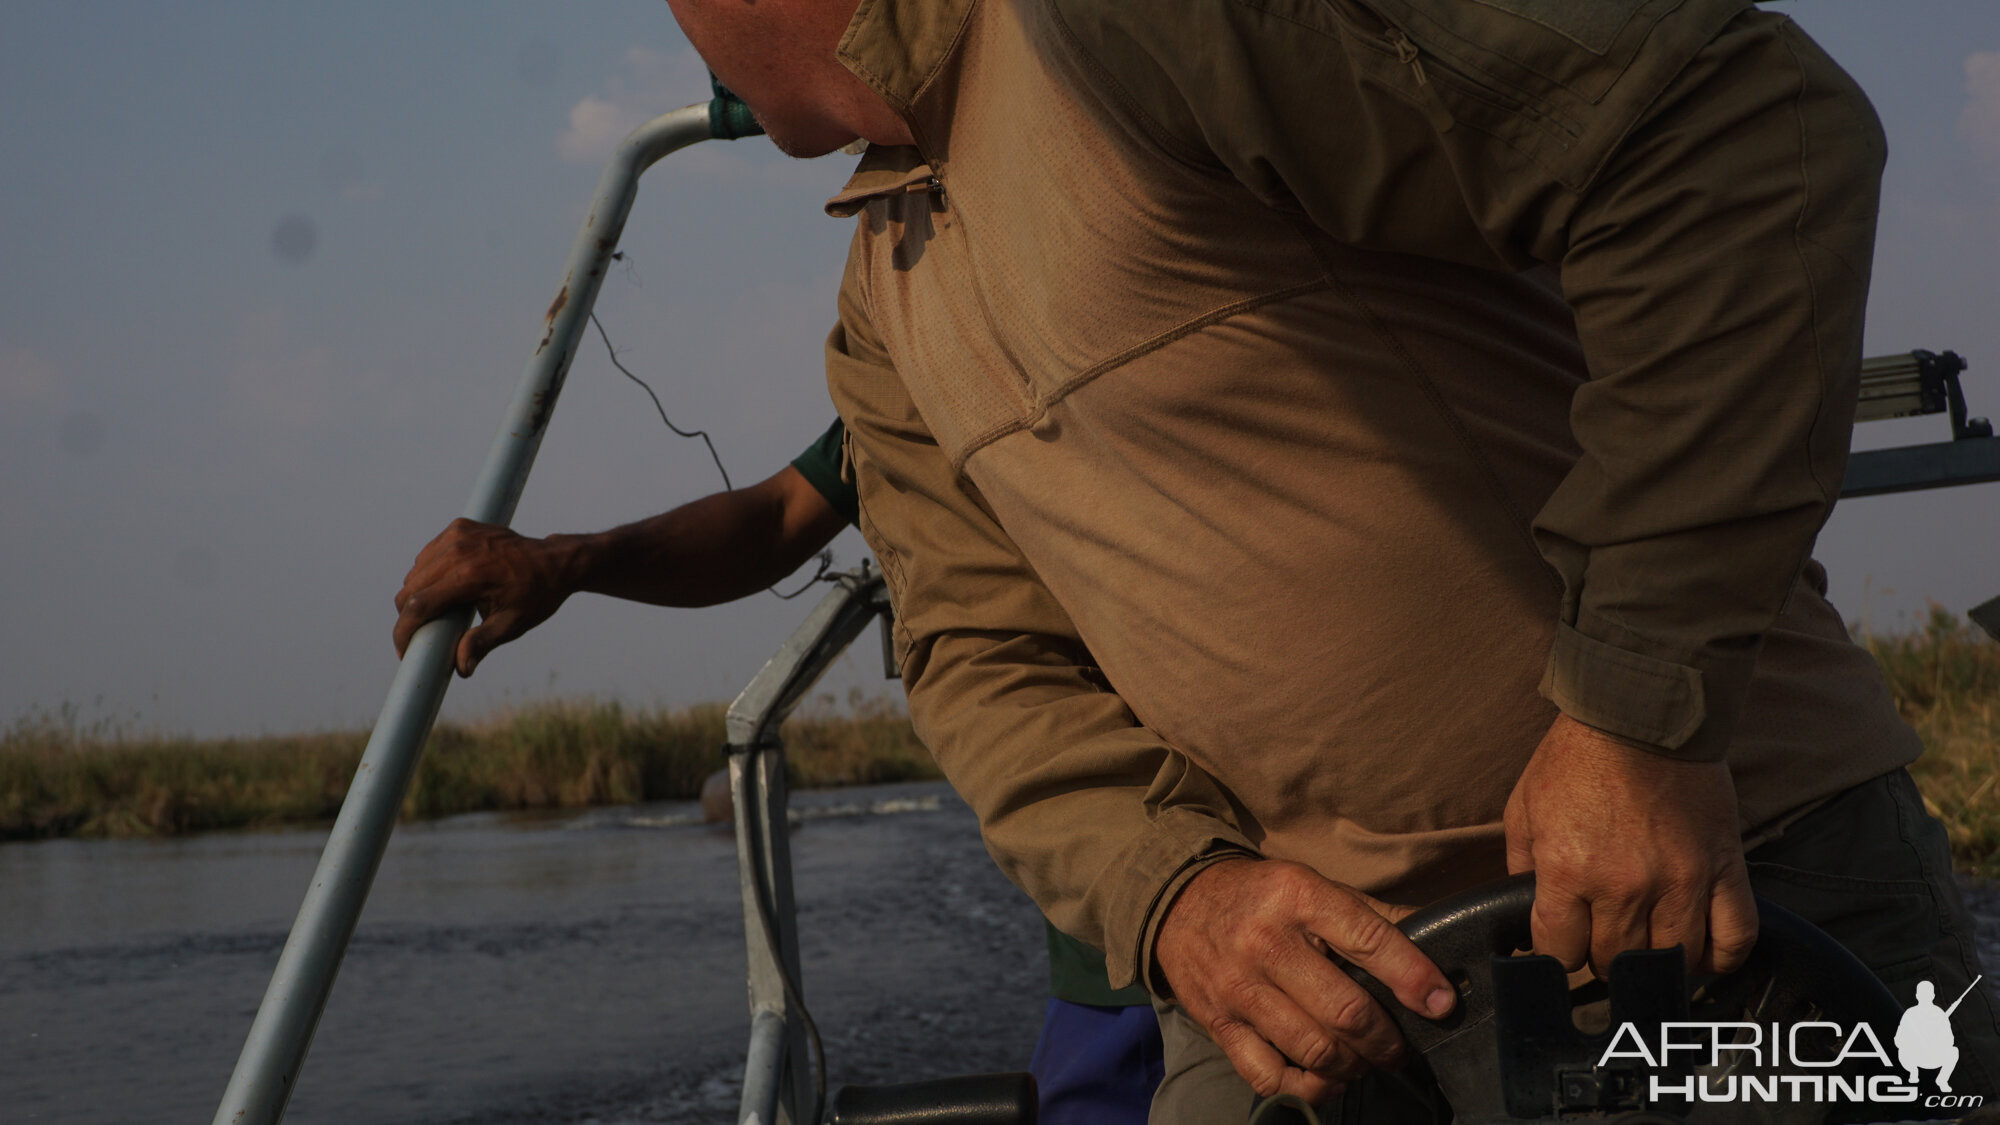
[790,418,860,526]
[1046,921,1150,1007]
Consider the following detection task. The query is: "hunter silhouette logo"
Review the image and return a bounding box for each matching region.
[1896,978,1982,1093]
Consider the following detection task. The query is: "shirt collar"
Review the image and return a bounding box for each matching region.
[824,145,936,217]
[834,0,976,119]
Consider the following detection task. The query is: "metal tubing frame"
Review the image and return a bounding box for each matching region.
[212,103,717,1125]
[740,1009,792,1125]
[726,568,892,1125]
[733,750,806,1125]
[1840,434,2000,498]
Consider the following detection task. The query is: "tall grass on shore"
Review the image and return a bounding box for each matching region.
[0,695,936,843]
[1862,608,2000,879]
[6,618,1998,869]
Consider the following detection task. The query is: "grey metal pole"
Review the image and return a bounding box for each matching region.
[726,569,891,1125]
[733,752,805,1125]
[212,103,717,1125]
[740,1009,791,1125]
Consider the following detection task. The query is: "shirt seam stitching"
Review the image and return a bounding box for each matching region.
[947,277,1338,471]
[1778,18,1834,604]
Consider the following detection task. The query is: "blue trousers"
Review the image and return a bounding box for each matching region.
[1029,999,1164,1125]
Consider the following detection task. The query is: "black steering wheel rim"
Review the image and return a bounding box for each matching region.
[1344,874,1916,1125]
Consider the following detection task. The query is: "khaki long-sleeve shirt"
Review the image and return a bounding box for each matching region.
[823,0,1919,990]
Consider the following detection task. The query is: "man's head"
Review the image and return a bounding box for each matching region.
[1918,981,1938,1004]
[663,0,914,157]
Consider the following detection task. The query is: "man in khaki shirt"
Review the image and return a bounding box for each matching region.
[661,0,2000,1117]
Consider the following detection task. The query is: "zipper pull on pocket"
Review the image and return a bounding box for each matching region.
[1384,28,1456,134]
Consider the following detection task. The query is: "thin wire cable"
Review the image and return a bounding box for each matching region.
[771,550,834,599]
[599,291,834,1118]
[591,312,732,490]
[592,310,842,600]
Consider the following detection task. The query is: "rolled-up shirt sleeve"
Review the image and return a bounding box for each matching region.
[1526,14,1884,761]
[825,261,1257,990]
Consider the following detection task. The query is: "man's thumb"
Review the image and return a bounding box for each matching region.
[456,629,493,677]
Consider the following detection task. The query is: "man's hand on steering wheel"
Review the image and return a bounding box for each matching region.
[1504,712,1758,978]
[1153,858,1458,1105]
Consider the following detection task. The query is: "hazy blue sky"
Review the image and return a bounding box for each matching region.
[3,2,1997,739]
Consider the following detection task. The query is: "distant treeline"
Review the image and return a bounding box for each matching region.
[0,696,935,843]
[4,614,1997,877]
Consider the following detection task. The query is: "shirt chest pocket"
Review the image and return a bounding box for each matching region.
[1463,0,1660,57]
[1334,0,1750,189]
[1360,0,1696,101]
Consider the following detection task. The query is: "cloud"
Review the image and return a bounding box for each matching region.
[557,96,645,164]
[1961,51,2000,172]
[555,46,713,164]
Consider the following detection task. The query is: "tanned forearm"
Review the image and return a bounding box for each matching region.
[393,465,847,676]
[550,466,845,607]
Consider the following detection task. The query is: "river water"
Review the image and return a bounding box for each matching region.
[0,780,1048,1125]
[11,780,2000,1125]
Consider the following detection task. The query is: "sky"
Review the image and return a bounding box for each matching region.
[2,1,1998,740]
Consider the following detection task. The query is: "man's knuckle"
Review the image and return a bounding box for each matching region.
[1593,880,1648,911]
[1268,863,1319,904]
[1325,990,1377,1038]
[1215,971,1263,1012]
[1336,909,1395,960]
[1714,923,1757,954]
[1651,880,1697,911]
[1232,1040,1280,1096]
[1246,924,1292,965]
[1660,856,1708,887]
[1535,861,1590,897]
[1204,1008,1246,1040]
[1214,1026,1281,1095]
[1369,1036,1407,1072]
[1297,1075,1343,1105]
[1290,1032,1338,1072]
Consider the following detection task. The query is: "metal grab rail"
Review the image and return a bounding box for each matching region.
[212,102,724,1125]
[1843,349,1998,497]
[725,565,894,1125]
